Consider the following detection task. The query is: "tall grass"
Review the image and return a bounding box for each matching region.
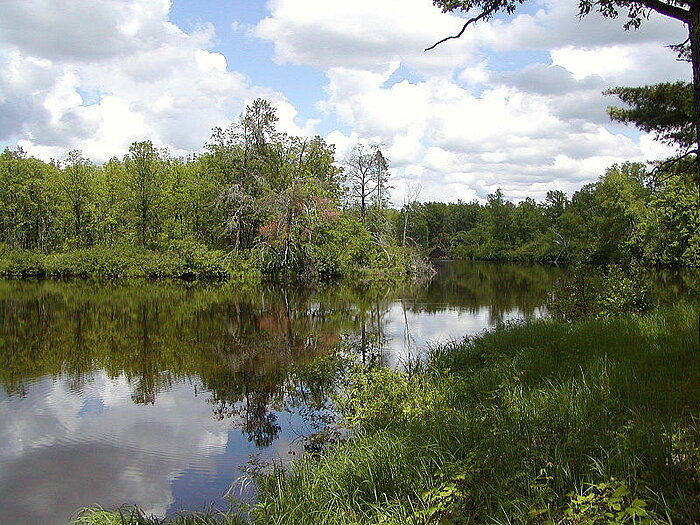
[69,304,700,524]
[71,506,246,525]
[252,303,700,524]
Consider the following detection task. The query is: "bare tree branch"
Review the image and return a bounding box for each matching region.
[650,148,698,184]
[425,8,494,51]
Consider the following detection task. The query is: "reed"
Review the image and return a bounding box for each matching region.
[253,303,700,524]
[71,506,246,525]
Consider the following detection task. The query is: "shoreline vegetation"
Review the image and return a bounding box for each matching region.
[1,100,698,286]
[2,96,697,523]
[0,243,431,282]
[69,301,700,525]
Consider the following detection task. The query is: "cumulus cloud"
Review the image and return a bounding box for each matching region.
[255,0,482,75]
[0,0,170,62]
[258,0,691,203]
[492,64,605,95]
[0,0,319,162]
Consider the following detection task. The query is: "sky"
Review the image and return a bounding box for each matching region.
[0,0,691,204]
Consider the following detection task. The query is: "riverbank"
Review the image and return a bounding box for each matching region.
[0,244,426,282]
[0,244,260,280]
[71,302,700,524]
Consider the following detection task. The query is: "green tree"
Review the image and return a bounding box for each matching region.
[0,148,59,250]
[59,150,95,247]
[544,190,571,262]
[92,158,129,246]
[637,161,700,265]
[606,82,695,150]
[124,141,164,248]
[560,163,647,264]
[208,99,283,250]
[592,163,648,263]
[486,189,515,248]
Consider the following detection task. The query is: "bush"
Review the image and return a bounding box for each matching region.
[0,245,260,280]
[549,264,650,321]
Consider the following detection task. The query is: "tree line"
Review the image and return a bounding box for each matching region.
[2,89,698,279]
[398,160,699,266]
[0,99,401,281]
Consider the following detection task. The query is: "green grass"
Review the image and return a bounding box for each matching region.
[252,303,700,524]
[70,304,700,524]
[71,506,247,525]
[0,244,259,280]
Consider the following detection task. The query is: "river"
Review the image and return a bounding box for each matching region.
[0,261,690,524]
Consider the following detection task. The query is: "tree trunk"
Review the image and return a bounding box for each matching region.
[690,8,700,207]
[690,7,700,347]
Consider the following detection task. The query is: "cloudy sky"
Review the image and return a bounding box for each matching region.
[0,0,691,204]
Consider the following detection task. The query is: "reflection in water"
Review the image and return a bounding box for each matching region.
[0,262,566,525]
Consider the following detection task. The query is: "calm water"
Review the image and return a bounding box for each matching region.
[3,261,688,525]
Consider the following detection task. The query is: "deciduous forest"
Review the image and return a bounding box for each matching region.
[1,97,698,283]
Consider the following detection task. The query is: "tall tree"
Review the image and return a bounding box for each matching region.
[124,141,164,248]
[60,150,95,247]
[345,144,390,224]
[93,158,130,246]
[427,0,700,204]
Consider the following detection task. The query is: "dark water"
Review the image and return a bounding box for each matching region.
[1,261,689,525]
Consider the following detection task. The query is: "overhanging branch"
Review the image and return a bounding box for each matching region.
[640,0,690,24]
[425,9,494,51]
[650,148,698,184]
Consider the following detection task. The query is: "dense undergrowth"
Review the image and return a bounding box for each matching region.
[71,303,700,524]
[0,242,260,280]
[0,242,425,282]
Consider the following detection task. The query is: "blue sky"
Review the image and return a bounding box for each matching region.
[0,0,690,203]
[170,1,331,129]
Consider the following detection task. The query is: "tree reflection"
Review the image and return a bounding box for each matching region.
[0,281,375,446]
[0,263,613,445]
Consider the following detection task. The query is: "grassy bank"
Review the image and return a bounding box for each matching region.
[0,243,260,280]
[72,303,700,524]
[0,244,424,282]
[254,303,700,524]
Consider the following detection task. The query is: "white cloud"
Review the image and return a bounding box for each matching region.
[255,0,481,75]
[259,0,691,203]
[0,0,170,62]
[0,0,316,163]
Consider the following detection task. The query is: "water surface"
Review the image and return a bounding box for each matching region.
[0,261,610,524]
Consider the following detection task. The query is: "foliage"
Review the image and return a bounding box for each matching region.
[334,366,445,431]
[0,245,259,279]
[398,161,698,268]
[307,214,384,280]
[251,303,700,524]
[561,480,668,525]
[606,82,695,150]
[637,165,700,266]
[0,99,404,283]
[548,264,651,321]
